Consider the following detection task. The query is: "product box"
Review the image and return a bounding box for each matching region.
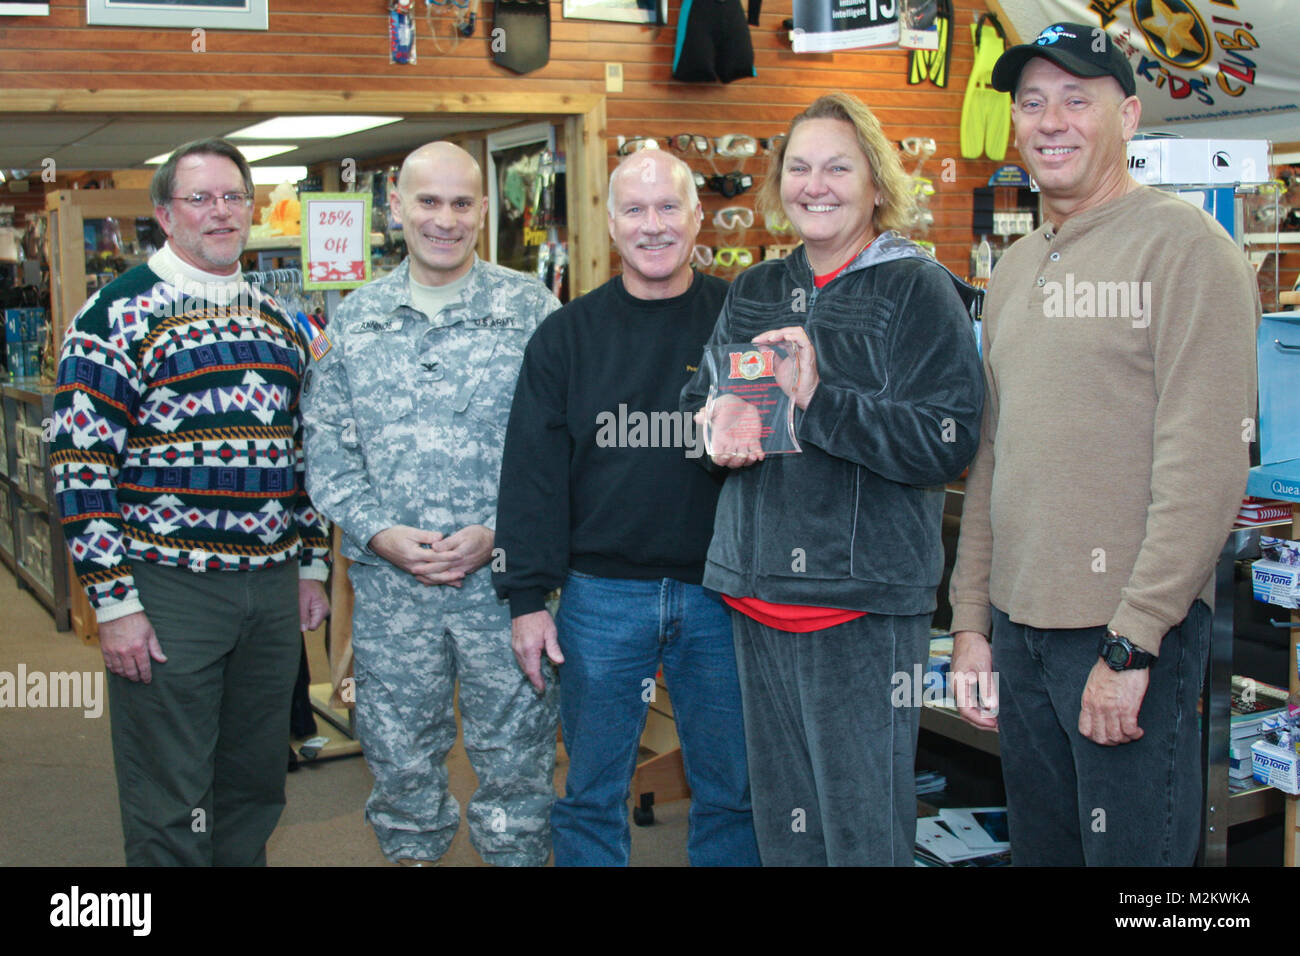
[3,309,23,343]
[1252,537,1300,609]
[1251,740,1300,794]
[22,308,47,342]
[1229,741,1255,780]
[1125,138,1271,188]
[20,342,41,378]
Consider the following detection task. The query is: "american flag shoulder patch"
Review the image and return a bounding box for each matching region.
[309,331,332,360]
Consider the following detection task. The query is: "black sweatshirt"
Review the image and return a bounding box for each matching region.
[493,271,729,618]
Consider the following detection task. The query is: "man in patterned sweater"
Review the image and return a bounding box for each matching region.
[51,139,331,866]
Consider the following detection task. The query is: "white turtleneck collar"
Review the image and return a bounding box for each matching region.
[148,241,249,306]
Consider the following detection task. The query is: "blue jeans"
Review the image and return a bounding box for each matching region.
[991,601,1210,866]
[552,571,760,866]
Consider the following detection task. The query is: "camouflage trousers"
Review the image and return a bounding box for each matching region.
[349,563,559,865]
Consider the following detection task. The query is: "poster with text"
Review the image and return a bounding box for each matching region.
[791,0,899,53]
[301,193,372,291]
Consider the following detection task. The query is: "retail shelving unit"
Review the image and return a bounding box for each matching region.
[0,381,70,630]
[1205,522,1291,864]
[928,484,1293,865]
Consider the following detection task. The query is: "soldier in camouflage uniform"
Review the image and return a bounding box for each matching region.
[302,142,561,866]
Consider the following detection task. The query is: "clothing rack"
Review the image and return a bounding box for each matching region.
[244,266,338,329]
[244,266,304,287]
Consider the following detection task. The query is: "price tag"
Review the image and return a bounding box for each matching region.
[301,192,373,290]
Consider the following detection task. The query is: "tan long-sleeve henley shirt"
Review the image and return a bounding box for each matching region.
[948,185,1259,655]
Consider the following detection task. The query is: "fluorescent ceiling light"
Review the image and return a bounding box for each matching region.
[227,115,400,140]
[235,144,298,163]
[144,144,297,165]
[249,166,308,185]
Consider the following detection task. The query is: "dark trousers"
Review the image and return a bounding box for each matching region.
[731,610,931,866]
[108,561,301,866]
[991,601,1210,866]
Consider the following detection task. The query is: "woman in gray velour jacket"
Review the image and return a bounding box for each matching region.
[680,92,984,867]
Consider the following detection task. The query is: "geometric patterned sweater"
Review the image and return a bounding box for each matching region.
[51,244,331,623]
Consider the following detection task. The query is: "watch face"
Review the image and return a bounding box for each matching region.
[1104,641,1130,668]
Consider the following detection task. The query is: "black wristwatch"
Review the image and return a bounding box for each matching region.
[1098,630,1155,671]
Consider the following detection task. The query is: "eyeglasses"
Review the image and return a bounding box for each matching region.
[714,247,753,268]
[170,191,253,210]
[714,135,758,159]
[691,244,714,268]
[712,206,754,230]
[911,177,936,197]
[759,134,787,154]
[706,172,753,198]
[616,136,659,156]
[667,133,712,156]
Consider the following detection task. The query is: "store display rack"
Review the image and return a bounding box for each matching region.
[928,485,1294,865]
[0,382,70,630]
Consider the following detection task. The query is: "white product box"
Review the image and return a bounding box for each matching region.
[1229,741,1256,779]
[1251,740,1300,794]
[1126,138,1271,188]
[1252,558,1300,609]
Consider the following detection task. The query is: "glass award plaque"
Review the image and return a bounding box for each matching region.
[701,341,802,456]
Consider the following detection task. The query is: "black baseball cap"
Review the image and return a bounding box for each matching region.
[992,22,1137,98]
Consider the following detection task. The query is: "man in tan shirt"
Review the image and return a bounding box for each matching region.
[948,22,1259,865]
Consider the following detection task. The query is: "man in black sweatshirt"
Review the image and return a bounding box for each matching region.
[493,149,759,866]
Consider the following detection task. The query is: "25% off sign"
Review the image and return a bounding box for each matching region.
[301,193,373,290]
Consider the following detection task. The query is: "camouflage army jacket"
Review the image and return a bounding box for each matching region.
[301,256,560,578]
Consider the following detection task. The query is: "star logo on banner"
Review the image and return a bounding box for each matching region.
[1140,0,1203,60]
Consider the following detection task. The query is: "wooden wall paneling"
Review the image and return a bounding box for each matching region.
[0,0,1015,280]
